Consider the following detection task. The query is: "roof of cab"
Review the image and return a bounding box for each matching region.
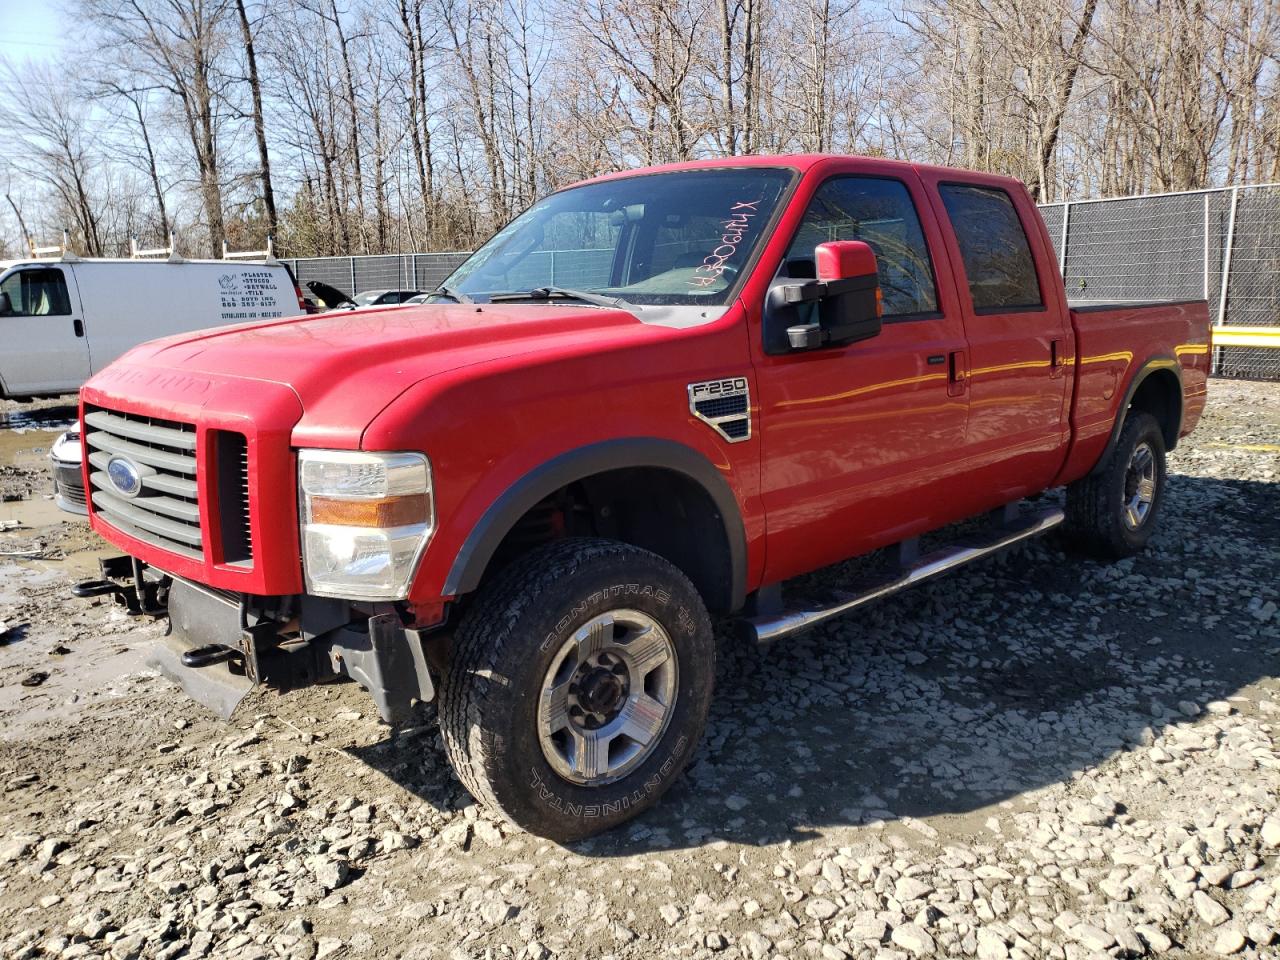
[575,153,1026,191]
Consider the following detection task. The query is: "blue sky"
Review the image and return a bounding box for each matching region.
[0,0,70,65]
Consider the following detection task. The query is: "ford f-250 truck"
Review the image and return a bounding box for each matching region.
[74,155,1209,841]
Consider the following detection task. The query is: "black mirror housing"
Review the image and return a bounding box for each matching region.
[780,273,881,350]
[762,240,883,354]
[763,272,883,355]
[0,290,11,315]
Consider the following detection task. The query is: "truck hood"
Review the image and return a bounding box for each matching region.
[102,303,661,447]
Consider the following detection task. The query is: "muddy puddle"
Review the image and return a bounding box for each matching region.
[0,402,77,432]
[0,559,154,741]
[0,412,138,739]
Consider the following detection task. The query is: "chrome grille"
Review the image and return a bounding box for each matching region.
[52,460,87,508]
[85,407,203,560]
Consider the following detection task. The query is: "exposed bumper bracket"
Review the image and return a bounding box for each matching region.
[325,614,435,725]
[73,558,438,723]
[71,555,167,616]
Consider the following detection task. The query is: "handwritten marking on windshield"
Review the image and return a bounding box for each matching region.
[688,200,761,289]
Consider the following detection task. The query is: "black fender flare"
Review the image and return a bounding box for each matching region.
[441,437,749,611]
[1089,356,1183,476]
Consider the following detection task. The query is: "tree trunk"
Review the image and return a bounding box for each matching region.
[330,0,367,251]
[127,95,169,240]
[236,0,277,240]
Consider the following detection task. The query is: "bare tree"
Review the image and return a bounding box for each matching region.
[0,63,107,255]
[235,0,277,240]
[4,0,1279,258]
[86,0,235,256]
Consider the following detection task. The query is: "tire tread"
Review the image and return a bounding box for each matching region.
[1064,411,1165,559]
[439,537,708,834]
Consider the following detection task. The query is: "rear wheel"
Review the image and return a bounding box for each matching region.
[1065,410,1167,558]
[439,538,714,841]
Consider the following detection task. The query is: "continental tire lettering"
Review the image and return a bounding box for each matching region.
[528,736,689,817]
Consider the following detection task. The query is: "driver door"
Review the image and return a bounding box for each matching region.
[754,168,972,582]
[0,266,90,395]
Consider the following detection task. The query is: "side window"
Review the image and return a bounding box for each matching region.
[783,177,938,318]
[0,268,72,317]
[938,184,1043,311]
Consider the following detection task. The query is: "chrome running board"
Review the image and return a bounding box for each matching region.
[743,506,1064,646]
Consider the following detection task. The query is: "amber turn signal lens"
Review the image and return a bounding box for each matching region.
[875,286,884,318]
[308,493,430,527]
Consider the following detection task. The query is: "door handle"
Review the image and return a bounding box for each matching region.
[1049,338,1065,378]
[73,318,85,338]
[947,350,967,397]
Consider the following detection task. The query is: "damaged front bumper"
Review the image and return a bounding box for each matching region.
[73,558,437,723]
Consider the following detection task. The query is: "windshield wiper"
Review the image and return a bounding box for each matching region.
[429,285,474,303]
[488,286,628,309]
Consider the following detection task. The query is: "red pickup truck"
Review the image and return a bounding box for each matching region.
[76,155,1209,840]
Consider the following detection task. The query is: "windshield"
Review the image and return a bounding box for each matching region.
[442,167,794,307]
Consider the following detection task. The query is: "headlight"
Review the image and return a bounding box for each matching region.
[298,450,434,600]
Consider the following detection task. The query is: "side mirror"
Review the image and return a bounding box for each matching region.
[763,240,883,354]
[0,291,11,315]
[782,240,882,350]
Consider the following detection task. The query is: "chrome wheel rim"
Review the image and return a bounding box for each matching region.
[537,609,678,787]
[1122,441,1157,530]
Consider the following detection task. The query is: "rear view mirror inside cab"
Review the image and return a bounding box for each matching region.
[763,240,884,354]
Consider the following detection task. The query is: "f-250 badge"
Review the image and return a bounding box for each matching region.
[688,377,751,443]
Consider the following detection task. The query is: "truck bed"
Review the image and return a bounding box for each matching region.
[1057,298,1211,485]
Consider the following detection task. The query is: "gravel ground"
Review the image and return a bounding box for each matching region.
[1,381,1278,960]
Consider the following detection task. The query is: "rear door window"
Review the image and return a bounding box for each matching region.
[0,268,72,316]
[783,177,938,319]
[938,184,1043,311]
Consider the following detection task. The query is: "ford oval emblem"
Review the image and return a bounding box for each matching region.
[106,456,144,499]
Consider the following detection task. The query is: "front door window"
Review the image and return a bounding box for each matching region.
[0,268,72,317]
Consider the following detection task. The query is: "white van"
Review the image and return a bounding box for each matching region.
[0,256,307,399]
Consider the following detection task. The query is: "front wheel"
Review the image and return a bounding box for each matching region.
[1065,410,1168,559]
[439,538,714,841]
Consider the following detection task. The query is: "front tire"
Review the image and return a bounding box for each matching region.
[439,538,714,842]
[1065,410,1167,558]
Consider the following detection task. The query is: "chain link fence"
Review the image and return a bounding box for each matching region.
[282,252,471,301]
[282,249,626,298]
[1041,184,1280,380]
[287,183,1280,381]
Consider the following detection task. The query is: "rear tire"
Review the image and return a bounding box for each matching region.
[439,538,714,842]
[1065,411,1167,559]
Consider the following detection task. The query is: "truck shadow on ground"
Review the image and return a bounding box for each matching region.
[348,472,1280,855]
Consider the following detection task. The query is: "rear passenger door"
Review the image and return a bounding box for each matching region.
[0,266,89,395]
[922,177,1072,500]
